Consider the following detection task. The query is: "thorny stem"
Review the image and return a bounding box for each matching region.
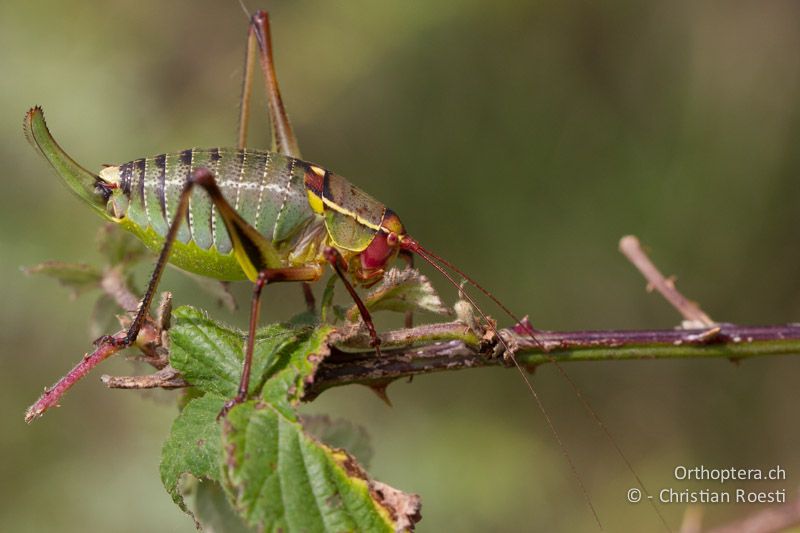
[25,337,123,422]
[24,267,166,423]
[24,321,162,423]
[308,321,800,398]
[100,319,800,400]
[30,234,800,417]
[104,235,800,400]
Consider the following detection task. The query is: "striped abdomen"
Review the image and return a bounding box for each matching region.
[108,148,316,255]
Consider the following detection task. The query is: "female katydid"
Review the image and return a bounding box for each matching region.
[23,10,668,529]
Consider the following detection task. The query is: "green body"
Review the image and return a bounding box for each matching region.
[24,107,393,282]
[102,148,328,280]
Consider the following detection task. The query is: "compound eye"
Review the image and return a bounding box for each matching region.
[387,232,399,246]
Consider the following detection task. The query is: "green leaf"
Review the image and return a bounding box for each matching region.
[347,268,452,321]
[165,307,419,531]
[259,323,336,412]
[222,401,420,532]
[23,261,102,298]
[169,306,335,412]
[169,307,250,397]
[160,394,226,525]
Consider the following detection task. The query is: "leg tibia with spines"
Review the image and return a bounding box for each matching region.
[109,167,320,418]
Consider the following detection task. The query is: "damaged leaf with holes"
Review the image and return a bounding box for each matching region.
[160,306,421,531]
[346,268,452,322]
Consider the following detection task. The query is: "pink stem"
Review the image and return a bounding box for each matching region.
[25,335,125,423]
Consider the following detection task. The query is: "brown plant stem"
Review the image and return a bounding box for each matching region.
[100,265,140,312]
[99,320,800,401]
[304,321,800,399]
[33,233,800,418]
[619,235,715,326]
[101,366,188,389]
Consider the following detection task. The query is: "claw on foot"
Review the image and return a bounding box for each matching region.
[370,337,383,358]
[93,334,131,348]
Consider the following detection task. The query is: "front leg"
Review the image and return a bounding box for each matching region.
[323,247,382,357]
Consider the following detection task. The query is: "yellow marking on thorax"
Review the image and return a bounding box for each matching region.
[307,189,324,214]
[305,163,385,232]
[320,196,383,231]
[305,165,326,214]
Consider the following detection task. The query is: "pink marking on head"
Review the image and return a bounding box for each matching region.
[361,232,393,270]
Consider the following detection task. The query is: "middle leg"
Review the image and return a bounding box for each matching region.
[323,247,382,357]
[219,262,321,419]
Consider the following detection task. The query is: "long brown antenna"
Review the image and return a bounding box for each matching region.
[414,246,546,347]
[413,242,670,529]
[406,237,673,530]
[404,240,603,529]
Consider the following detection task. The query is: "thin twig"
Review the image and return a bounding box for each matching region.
[101,366,188,389]
[25,267,165,422]
[619,235,715,327]
[25,335,126,422]
[100,265,140,312]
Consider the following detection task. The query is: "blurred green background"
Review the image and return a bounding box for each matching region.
[2,1,799,531]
